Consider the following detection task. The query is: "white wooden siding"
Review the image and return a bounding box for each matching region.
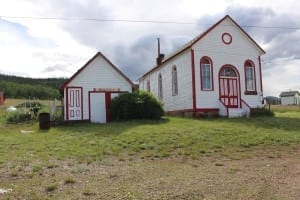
[139,50,193,112]
[139,16,264,114]
[192,18,263,109]
[281,95,300,105]
[90,93,106,123]
[64,56,132,120]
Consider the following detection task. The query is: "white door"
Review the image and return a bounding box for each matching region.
[90,93,106,123]
[67,88,82,120]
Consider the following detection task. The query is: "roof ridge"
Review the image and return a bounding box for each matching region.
[139,15,265,80]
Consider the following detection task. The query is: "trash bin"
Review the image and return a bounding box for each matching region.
[39,112,50,130]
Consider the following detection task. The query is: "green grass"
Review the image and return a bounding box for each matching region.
[1,99,300,198]
[0,112,299,166]
[270,104,300,113]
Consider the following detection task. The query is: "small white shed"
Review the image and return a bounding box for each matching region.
[60,52,134,123]
[280,91,300,105]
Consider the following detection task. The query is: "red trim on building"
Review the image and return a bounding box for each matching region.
[196,108,219,112]
[190,15,265,53]
[81,88,83,120]
[60,52,134,92]
[244,59,257,94]
[0,92,4,105]
[258,56,263,92]
[191,49,196,111]
[88,92,91,122]
[167,108,219,116]
[218,65,241,108]
[88,90,127,123]
[105,92,112,122]
[221,32,232,45]
[139,15,265,80]
[66,88,69,120]
[200,56,214,91]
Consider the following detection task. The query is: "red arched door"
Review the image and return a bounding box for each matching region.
[219,65,240,108]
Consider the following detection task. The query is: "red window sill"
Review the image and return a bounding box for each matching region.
[245,91,257,95]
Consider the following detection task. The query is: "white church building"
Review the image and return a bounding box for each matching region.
[139,15,265,118]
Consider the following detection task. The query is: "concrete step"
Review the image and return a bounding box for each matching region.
[228,108,247,118]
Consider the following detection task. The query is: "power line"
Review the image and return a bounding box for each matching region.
[241,25,299,30]
[1,15,299,30]
[0,15,194,24]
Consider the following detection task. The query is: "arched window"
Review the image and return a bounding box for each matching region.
[172,66,178,96]
[200,57,213,91]
[244,60,256,93]
[146,80,150,92]
[158,73,163,100]
[220,66,237,77]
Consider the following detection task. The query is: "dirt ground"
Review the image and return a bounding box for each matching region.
[1,147,300,199]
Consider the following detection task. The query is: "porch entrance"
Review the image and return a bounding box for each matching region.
[219,65,240,108]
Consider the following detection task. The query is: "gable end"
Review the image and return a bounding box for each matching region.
[60,52,134,92]
[139,15,265,80]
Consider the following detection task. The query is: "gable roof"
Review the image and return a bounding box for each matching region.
[139,15,265,80]
[60,52,134,92]
[279,91,300,97]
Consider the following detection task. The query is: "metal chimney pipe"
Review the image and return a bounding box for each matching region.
[157,38,160,57]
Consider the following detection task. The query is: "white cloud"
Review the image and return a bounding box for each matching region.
[0,0,299,96]
[264,58,300,96]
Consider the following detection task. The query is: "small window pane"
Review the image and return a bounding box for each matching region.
[220,67,237,77]
[172,67,178,95]
[158,74,163,100]
[246,67,254,91]
[202,64,211,90]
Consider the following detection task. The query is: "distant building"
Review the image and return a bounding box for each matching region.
[264,96,281,105]
[0,91,4,105]
[279,91,300,105]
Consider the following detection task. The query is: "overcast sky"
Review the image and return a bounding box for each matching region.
[0,0,299,96]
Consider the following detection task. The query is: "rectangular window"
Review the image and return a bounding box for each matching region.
[172,67,178,96]
[158,74,163,100]
[146,80,150,92]
[246,67,254,91]
[202,64,212,90]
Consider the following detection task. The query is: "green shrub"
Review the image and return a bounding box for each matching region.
[16,101,44,109]
[6,112,32,123]
[110,90,164,121]
[251,107,275,117]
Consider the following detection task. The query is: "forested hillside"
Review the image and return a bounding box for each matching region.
[0,74,67,99]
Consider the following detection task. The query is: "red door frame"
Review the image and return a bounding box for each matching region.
[88,91,127,123]
[105,92,112,122]
[218,65,241,108]
[219,78,238,108]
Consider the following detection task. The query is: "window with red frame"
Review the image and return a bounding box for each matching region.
[200,57,213,91]
[245,61,256,93]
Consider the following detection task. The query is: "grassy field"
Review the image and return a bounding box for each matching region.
[0,99,300,199]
